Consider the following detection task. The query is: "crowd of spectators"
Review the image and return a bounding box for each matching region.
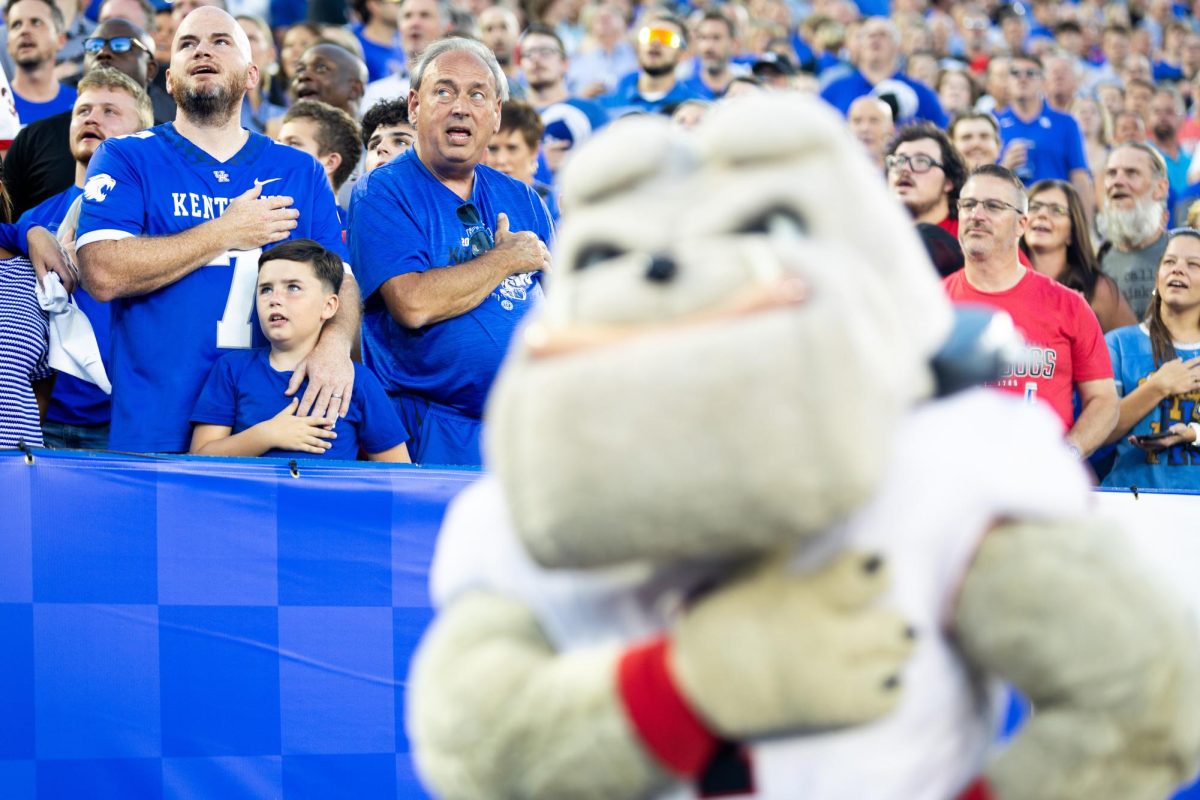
[0,0,1198,487]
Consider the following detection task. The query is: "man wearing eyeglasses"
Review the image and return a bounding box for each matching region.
[518,24,608,178]
[885,125,967,237]
[600,14,699,117]
[349,37,553,466]
[1,17,163,217]
[944,165,1118,458]
[995,53,1093,220]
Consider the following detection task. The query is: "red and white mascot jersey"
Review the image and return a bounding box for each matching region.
[430,389,1092,800]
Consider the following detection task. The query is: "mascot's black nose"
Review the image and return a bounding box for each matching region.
[646,254,677,283]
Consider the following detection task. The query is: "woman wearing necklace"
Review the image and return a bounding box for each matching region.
[1020,179,1137,333]
[1100,227,1200,490]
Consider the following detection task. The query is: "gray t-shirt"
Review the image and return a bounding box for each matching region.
[1101,233,1168,320]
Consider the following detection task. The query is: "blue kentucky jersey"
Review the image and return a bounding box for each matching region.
[76,123,348,453]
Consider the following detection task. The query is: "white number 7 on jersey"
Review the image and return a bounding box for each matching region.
[215,248,262,349]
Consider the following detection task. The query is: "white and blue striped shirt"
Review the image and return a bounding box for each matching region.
[0,256,49,447]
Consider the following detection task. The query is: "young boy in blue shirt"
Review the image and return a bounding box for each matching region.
[190,240,411,462]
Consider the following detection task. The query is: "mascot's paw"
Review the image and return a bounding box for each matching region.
[957,518,1200,800]
[670,550,914,739]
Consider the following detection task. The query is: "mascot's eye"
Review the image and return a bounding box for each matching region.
[573,243,627,272]
[738,208,808,237]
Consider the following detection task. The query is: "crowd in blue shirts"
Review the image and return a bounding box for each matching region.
[2,0,1200,487]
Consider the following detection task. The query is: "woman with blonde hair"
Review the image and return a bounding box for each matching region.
[1100,227,1200,489]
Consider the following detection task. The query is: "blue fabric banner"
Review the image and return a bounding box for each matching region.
[0,448,478,799]
[4,450,1200,799]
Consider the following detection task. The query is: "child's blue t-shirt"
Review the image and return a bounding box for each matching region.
[190,348,408,460]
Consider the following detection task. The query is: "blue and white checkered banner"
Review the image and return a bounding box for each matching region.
[0,448,477,799]
[3,450,1199,799]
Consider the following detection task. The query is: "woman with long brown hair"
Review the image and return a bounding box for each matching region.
[1100,227,1200,489]
[1020,179,1137,332]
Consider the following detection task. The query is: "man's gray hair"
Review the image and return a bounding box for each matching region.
[411,37,510,102]
[1111,141,1168,179]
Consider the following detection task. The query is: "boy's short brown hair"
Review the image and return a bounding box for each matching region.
[258,238,344,294]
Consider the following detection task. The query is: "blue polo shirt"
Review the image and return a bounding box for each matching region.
[819,68,947,127]
[995,100,1089,184]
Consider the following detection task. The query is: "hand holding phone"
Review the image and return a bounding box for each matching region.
[1130,430,1180,452]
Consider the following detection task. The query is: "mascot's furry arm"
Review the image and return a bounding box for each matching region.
[408,552,913,800]
[956,519,1200,800]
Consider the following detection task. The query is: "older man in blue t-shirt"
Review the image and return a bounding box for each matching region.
[349,37,553,466]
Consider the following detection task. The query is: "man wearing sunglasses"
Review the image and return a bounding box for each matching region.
[349,37,553,466]
[600,14,699,117]
[944,165,1118,459]
[1,17,161,218]
[995,53,1093,221]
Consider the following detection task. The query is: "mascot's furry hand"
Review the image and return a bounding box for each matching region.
[671,551,912,738]
[409,545,912,800]
[957,518,1200,800]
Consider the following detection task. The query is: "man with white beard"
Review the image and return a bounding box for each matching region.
[1098,143,1170,319]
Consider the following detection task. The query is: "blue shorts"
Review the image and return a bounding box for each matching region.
[392,394,482,467]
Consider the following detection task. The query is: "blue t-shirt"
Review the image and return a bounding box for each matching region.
[351,23,404,83]
[348,149,553,419]
[191,348,408,459]
[14,84,76,126]
[819,69,948,128]
[995,100,1089,184]
[16,185,111,426]
[599,72,702,117]
[1101,324,1200,491]
[76,123,348,453]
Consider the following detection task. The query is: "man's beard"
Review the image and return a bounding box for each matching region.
[702,56,726,77]
[1153,122,1176,140]
[641,61,675,78]
[15,53,45,70]
[1098,194,1164,250]
[527,75,556,93]
[172,69,244,126]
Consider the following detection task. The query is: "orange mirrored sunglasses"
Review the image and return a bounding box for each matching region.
[638,26,683,49]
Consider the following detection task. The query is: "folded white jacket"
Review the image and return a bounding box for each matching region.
[34,272,111,394]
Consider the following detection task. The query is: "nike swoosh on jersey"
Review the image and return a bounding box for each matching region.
[254,177,282,189]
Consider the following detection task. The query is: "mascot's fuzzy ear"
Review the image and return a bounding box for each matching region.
[558,115,699,214]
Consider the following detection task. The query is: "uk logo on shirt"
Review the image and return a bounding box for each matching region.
[84,173,116,202]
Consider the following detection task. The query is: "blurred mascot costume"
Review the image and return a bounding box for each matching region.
[406,95,1200,800]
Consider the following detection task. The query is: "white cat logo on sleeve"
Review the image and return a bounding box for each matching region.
[83,173,116,202]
